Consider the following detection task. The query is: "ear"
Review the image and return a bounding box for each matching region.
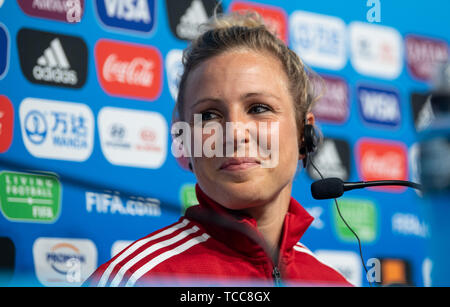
[299,112,316,160]
[305,112,316,126]
[171,110,193,172]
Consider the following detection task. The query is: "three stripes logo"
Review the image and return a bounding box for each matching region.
[165,0,223,41]
[35,38,77,85]
[17,28,87,89]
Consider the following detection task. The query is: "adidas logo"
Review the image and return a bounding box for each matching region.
[176,0,208,40]
[308,139,350,181]
[32,38,78,85]
[415,95,435,131]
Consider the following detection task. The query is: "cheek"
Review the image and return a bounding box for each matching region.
[256,120,299,170]
[278,120,300,164]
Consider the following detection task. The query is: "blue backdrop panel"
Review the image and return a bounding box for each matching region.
[0,0,449,287]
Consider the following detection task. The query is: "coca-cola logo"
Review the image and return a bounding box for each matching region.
[357,139,408,192]
[95,39,162,101]
[361,151,404,179]
[102,54,154,87]
[0,95,14,153]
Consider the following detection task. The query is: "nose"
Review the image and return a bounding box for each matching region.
[223,108,254,156]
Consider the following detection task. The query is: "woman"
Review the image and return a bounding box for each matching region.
[85,12,352,287]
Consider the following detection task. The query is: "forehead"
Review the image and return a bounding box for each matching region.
[183,49,290,102]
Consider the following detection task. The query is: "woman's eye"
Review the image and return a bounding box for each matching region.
[201,111,219,121]
[249,104,271,114]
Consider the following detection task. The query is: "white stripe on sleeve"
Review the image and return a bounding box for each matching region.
[109,225,200,287]
[97,219,190,287]
[125,233,211,287]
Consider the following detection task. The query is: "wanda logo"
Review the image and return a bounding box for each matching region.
[95,39,162,100]
[357,139,408,191]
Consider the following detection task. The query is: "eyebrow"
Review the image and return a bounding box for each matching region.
[192,91,281,108]
[242,92,281,101]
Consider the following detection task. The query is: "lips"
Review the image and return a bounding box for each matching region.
[219,157,261,171]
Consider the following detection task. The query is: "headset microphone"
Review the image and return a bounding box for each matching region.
[311,178,423,200]
[309,175,423,287]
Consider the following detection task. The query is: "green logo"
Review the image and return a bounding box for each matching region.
[333,198,377,243]
[0,171,61,223]
[179,184,198,213]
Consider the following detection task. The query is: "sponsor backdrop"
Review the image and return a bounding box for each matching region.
[0,0,448,287]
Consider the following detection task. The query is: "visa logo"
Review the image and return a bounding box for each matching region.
[95,0,155,33]
[357,85,400,127]
[0,23,9,80]
[105,0,151,22]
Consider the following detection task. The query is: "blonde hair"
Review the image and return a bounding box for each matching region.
[175,11,321,146]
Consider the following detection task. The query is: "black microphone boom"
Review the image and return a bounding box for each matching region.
[342,180,423,192]
[311,177,423,200]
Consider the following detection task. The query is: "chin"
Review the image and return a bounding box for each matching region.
[215,180,268,210]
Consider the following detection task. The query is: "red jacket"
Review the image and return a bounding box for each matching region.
[84,185,353,287]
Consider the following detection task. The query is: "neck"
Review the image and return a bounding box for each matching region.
[243,184,292,262]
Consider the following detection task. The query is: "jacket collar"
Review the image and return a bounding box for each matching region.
[185,184,314,263]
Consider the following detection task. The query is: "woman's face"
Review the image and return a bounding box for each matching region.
[182,49,301,210]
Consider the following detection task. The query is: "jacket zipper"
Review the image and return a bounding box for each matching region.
[272,265,282,287]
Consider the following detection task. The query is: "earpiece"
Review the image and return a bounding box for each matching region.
[300,124,319,168]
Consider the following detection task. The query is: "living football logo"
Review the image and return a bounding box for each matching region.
[17,28,87,89]
[165,0,223,41]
